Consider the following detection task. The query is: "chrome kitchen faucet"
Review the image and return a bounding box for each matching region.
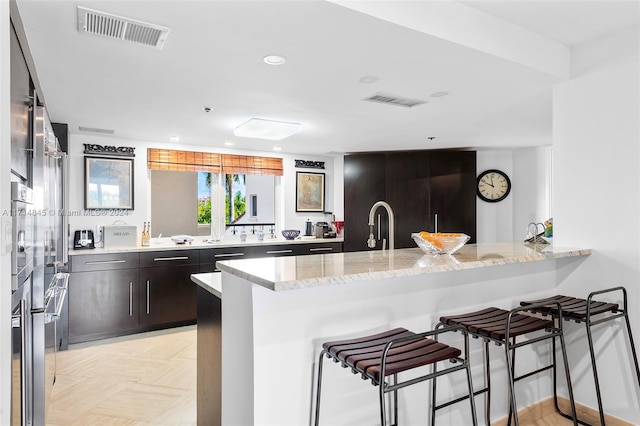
[367,201,395,250]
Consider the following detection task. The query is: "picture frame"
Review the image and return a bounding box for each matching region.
[84,156,134,210]
[296,171,325,212]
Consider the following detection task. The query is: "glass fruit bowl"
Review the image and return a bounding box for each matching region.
[411,231,470,255]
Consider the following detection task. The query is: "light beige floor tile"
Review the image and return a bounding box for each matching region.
[173,342,197,360]
[152,357,197,390]
[88,382,188,422]
[149,388,197,425]
[47,327,197,426]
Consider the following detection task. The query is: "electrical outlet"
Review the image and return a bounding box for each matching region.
[96,224,104,242]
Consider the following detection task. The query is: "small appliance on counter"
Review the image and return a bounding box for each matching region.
[171,235,194,245]
[73,229,95,249]
[103,225,137,248]
[314,222,336,239]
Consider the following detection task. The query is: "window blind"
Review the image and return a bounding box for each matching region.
[147,148,222,173]
[147,148,283,176]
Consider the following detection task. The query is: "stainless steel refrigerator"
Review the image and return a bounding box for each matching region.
[17,104,69,426]
[10,21,69,425]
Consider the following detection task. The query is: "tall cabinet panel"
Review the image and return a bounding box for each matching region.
[429,151,476,239]
[344,150,476,251]
[10,22,32,182]
[385,151,432,248]
[344,154,386,252]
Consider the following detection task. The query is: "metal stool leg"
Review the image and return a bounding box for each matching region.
[483,339,491,426]
[558,328,579,425]
[314,350,326,426]
[624,312,640,394]
[585,317,605,425]
[379,378,387,426]
[504,338,519,426]
[393,373,398,426]
[464,332,479,426]
[430,360,438,426]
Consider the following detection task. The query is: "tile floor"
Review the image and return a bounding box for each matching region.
[46,326,196,426]
[45,324,580,425]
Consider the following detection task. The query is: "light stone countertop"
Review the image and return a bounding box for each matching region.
[215,242,591,292]
[191,273,222,298]
[69,236,343,255]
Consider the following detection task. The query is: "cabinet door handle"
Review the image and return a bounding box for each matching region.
[129,282,133,316]
[153,256,189,262]
[146,280,150,314]
[309,247,333,252]
[266,249,293,254]
[86,259,126,265]
[214,252,244,258]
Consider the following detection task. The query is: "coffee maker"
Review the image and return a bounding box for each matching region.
[314,222,336,239]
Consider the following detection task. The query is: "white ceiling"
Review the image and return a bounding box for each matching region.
[15,0,639,156]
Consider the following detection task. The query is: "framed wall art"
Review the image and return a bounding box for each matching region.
[296,171,325,212]
[85,156,134,209]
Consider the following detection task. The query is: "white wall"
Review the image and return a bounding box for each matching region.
[0,2,12,423]
[553,26,640,423]
[476,147,552,244]
[66,133,339,240]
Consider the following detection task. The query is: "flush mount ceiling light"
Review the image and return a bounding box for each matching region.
[224,141,234,146]
[263,55,286,65]
[431,91,450,97]
[273,147,282,151]
[359,75,379,84]
[169,136,180,142]
[234,118,302,141]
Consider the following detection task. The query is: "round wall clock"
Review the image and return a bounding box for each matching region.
[477,169,511,202]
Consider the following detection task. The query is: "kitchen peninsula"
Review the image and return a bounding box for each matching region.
[192,243,590,425]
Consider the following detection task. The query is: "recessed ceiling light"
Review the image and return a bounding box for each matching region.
[273,146,282,151]
[263,55,286,65]
[431,91,449,97]
[234,118,302,141]
[359,75,378,84]
[224,141,234,146]
[169,136,180,142]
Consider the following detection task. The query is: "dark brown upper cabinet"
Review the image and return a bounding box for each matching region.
[344,150,476,252]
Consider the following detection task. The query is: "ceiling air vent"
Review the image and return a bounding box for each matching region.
[77,6,170,50]
[363,93,427,108]
[78,126,115,135]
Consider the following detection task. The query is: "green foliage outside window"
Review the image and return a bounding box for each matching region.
[197,172,246,225]
[198,199,211,225]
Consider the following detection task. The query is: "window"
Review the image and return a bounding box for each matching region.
[149,148,280,238]
[197,172,212,225]
[225,174,246,224]
[198,172,248,225]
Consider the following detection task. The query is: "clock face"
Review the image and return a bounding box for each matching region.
[477,170,511,202]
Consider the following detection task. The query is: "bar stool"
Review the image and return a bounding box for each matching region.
[314,326,478,425]
[433,303,578,426]
[520,286,640,425]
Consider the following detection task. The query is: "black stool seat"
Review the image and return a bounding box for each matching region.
[315,325,478,425]
[520,295,618,320]
[322,327,461,382]
[519,287,640,426]
[440,307,553,341]
[432,304,578,426]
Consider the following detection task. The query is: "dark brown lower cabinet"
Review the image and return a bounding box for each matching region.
[68,242,343,344]
[69,269,139,343]
[139,265,199,327]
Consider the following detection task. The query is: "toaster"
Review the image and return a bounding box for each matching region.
[73,229,95,249]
